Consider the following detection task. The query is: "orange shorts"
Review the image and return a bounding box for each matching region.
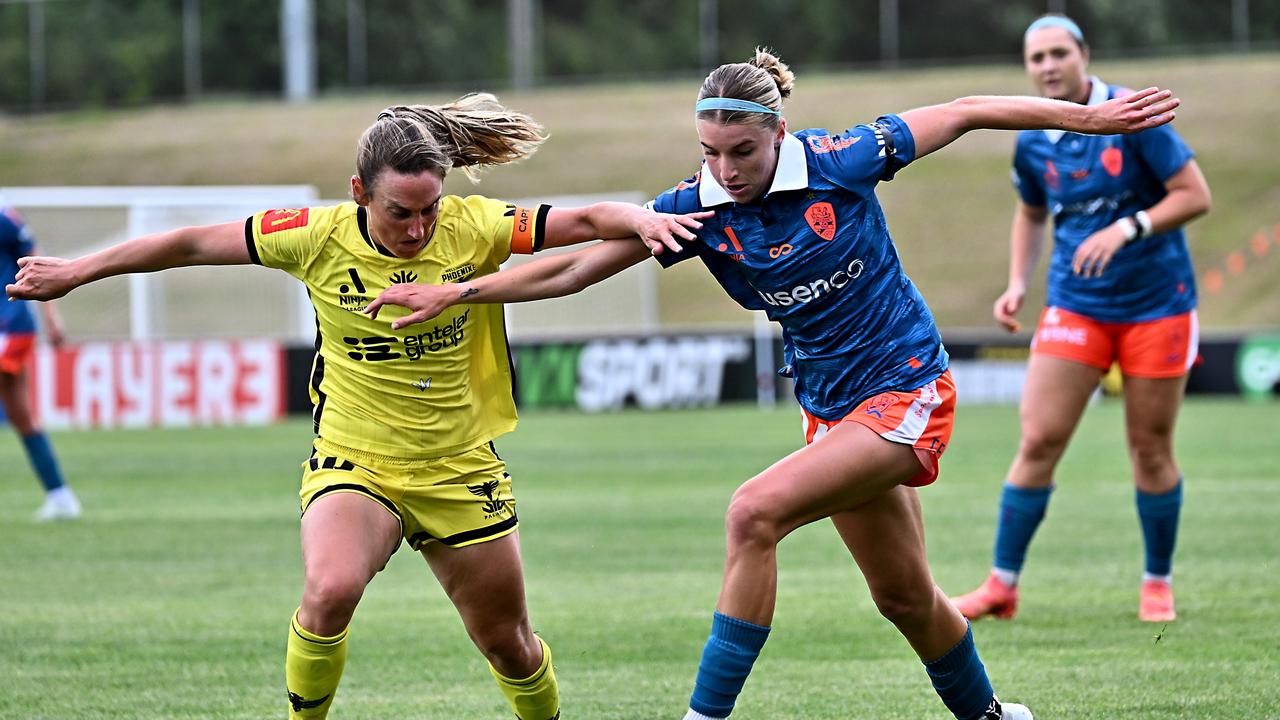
[0,333,35,375]
[1031,307,1198,378]
[801,370,956,487]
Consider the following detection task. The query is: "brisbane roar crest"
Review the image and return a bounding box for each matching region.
[804,201,837,241]
[1101,147,1124,177]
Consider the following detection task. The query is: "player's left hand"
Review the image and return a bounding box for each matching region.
[365,283,456,330]
[636,210,713,255]
[1088,87,1180,135]
[1072,224,1126,278]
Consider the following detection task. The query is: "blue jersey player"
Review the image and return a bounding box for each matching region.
[0,202,78,521]
[366,48,1180,720]
[951,15,1211,627]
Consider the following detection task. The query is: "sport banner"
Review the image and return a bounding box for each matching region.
[514,335,755,411]
[29,340,284,429]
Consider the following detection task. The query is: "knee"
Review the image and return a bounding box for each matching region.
[474,625,541,676]
[1128,432,1173,474]
[869,584,937,628]
[1017,422,1070,463]
[301,570,368,624]
[723,489,783,551]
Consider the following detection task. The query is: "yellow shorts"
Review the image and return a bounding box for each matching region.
[299,437,518,552]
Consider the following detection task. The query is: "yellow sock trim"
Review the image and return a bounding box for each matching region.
[489,636,560,719]
[285,609,349,719]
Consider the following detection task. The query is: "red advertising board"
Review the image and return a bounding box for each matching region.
[30,340,284,429]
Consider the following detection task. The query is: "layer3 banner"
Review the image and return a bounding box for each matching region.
[28,340,284,430]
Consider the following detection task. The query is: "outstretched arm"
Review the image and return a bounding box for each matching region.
[901,87,1180,159]
[367,239,652,330]
[543,203,713,255]
[6,220,250,301]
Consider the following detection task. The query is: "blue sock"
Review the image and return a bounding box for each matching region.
[688,611,771,718]
[992,483,1053,575]
[1136,479,1182,576]
[923,625,999,720]
[22,431,65,492]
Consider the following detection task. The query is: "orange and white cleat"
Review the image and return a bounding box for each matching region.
[1139,579,1176,622]
[951,573,1019,620]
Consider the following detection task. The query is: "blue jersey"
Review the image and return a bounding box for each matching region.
[1012,78,1197,322]
[650,114,947,420]
[0,205,37,334]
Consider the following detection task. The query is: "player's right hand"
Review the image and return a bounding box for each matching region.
[6,256,78,301]
[365,282,457,330]
[993,285,1025,334]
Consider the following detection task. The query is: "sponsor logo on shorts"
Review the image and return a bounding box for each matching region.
[468,480,510,519]
[865,393,897,419]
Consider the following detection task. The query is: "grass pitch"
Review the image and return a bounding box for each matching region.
[1,399,1277,719]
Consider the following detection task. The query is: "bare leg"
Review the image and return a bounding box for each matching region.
[831,485,966,659]
[298,492,402,635]
[424,532,558,720]
[421,532,543,677]
[1006,354,1103,490]
[716,420,921,625]
[1122,374,1186,494]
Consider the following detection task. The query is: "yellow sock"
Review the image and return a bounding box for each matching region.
[285,609,348,719]
[489,636,560,720]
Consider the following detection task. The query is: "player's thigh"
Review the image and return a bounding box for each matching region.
[301,491,403,586]
[830,484,933,597]
[0,345,36,433]
[1122,374,1187,443]
[1019,353,1103,443]
[421,531,530,629]
[734,420,923,538]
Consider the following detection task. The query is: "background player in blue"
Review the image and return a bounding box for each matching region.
[363,48,1178,720]
[951,15,1212,626]
[0,201,78,521]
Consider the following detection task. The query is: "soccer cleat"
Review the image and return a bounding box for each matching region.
[1001,702,1034,719]
[951,573,1019,620]
[34,490,81,522]
[1138,579,1176,622]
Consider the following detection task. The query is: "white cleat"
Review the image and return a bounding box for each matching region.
[34,489,81,522]
[1001,702,1034,720]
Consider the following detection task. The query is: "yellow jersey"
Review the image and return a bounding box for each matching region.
[246,197,546,459]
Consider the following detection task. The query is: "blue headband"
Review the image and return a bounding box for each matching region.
[695,98,780,116]
[1025,16,1084,42]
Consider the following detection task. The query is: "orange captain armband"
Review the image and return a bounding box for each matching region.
[507,204,549,254]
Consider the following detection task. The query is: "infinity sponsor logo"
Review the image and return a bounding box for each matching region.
[755,258,865,307]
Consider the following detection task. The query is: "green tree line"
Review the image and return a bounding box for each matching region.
[1,0,1275,112]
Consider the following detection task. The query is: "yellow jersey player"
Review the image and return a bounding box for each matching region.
[6,93,708,719]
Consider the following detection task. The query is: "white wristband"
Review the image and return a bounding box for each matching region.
[1116,216,1139,243]
[1134,210,1153,238]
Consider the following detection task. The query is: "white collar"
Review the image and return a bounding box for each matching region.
[698,132,809,207]
[1044,76,1109,144]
